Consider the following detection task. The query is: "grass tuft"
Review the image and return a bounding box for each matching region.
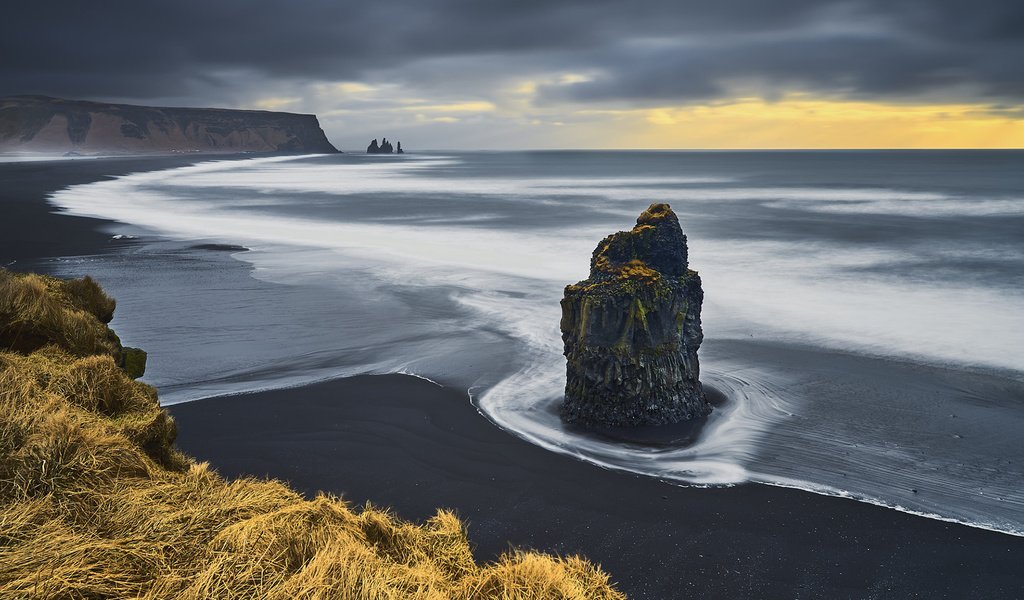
[0,271,625,599]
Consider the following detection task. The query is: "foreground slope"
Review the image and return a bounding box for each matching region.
[0,269,623,599]
[0,96,338,155]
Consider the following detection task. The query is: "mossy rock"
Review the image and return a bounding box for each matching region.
[561,203,710,427]
[120,347,147,379]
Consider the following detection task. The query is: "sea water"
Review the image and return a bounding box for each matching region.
[44,150,1024,535]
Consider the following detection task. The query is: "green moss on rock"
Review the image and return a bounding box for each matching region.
[560,203,709,427]
[120,346,148,379]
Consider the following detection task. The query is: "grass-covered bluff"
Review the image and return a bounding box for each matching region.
[0,268,624,599]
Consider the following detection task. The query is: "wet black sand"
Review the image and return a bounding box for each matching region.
[171,376,1024,599]
[3,156,1022,599]
[0,156,245,269]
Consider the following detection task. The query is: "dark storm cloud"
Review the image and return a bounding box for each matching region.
[542,32,1024,104]
[2,0,1022,105]
[542,1,1024,105]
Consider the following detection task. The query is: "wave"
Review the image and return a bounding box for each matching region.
[49,156,1024,374]
[45,152,1024,536]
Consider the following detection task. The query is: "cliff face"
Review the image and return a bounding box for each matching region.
[0,95,338,155]
[560,203,709,427]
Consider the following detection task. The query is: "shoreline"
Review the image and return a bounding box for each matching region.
[170,374,1024,599]
[5,155,1024,598]
[0,154,257,270]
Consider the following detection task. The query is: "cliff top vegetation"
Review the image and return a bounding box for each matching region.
[0,268,624,599]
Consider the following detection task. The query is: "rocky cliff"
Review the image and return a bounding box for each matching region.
[0,95,338,155]
[560,203,710,427]
[367,137,401,154]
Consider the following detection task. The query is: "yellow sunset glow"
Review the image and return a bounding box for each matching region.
[396,101,497,114]
[251,96,301,111]
[582,98,1024,149]
[277,80,1024,149]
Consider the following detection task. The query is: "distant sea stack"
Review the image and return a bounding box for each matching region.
[0,95,338,155]
[367,137,403,154]
[560,203,710,427]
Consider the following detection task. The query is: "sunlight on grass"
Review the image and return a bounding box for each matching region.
[0,269,625,599]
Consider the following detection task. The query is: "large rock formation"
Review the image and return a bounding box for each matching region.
[367,137,398,154]
[0,95,338,155]
[560,203,709,427]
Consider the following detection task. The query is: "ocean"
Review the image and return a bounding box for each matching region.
[44,149,1024,536]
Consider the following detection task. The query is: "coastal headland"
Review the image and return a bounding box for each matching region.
[0,96,338,156]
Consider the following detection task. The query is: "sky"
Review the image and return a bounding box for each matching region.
[4,0,1024,149]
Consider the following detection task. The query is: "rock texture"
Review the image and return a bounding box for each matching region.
[367,137,398,154]
[560,203,709,427]
[0,95,337,155]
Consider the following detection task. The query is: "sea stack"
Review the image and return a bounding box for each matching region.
[366,137,395,153]
[560,203,709,427]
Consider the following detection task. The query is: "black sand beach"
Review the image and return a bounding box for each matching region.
[0,155,243,269]
[4,157,1023,599]
[170,376,1024,599]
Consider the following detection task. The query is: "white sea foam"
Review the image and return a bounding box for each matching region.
[49,155,1024,373]
[0,153,109,163]
[45,152,1024,535]
[461,284,788,484]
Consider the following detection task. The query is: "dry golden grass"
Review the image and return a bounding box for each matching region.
[0,270,625,599]
[0,270,119,358]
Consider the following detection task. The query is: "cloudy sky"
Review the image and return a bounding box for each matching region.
[5,0,1024,149]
